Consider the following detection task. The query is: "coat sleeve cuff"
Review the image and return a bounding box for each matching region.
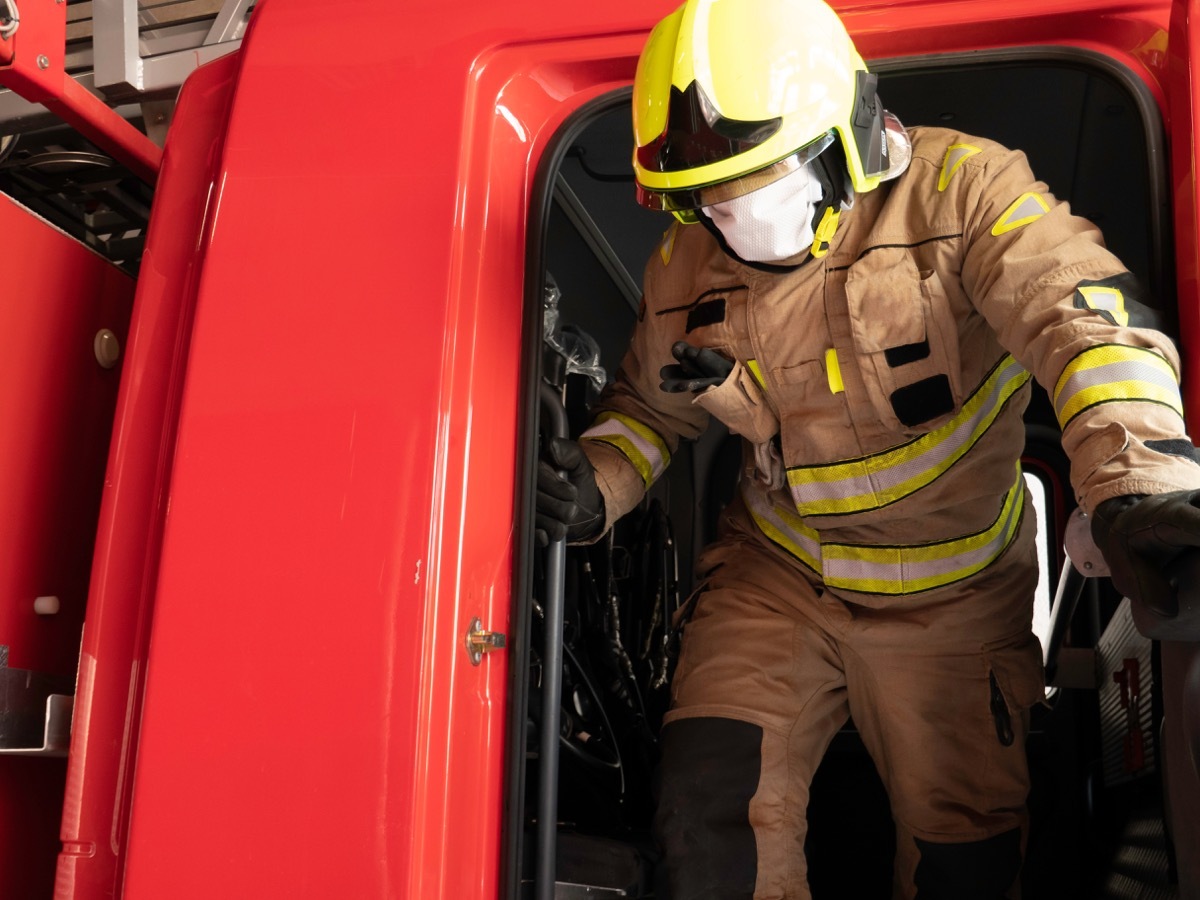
[577,439,649,541]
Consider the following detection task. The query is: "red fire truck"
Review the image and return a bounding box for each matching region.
[2,0,1198,897]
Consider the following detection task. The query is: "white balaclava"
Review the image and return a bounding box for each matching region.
[702,161,825,263]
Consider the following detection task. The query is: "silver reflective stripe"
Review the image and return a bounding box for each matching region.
[1054,360,1178,416]
[744,469,1024,596]
[742,486,822,572]
[1076,286,1130,327]
[581,412,670,486]
[1053,345,1183,429]
[787,356,1029,516]
[822,479,1023,593]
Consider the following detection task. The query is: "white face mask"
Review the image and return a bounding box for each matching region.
[702,162,826,262]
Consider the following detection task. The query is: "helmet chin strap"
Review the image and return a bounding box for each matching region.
[807,144,850,258]
[809,207,841,259]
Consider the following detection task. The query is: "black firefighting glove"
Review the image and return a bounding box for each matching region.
[659,341,734,393]
[1091,490,1200,618]
[535,437,604,547]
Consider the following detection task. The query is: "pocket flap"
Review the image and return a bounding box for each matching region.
[845,247,928,352]
[984,632,1047,712]
[693,360,779,444]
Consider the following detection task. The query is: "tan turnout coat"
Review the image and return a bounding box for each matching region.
[581,126,1199,602]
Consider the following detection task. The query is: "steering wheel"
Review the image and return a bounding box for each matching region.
[558,643,623,777]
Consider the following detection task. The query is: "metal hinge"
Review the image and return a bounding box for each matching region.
[465,617,506,666]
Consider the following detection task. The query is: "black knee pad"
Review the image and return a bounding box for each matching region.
[913,827,1022,900]
[654,717,763,900]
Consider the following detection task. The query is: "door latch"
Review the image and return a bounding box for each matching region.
[465,617,506,666]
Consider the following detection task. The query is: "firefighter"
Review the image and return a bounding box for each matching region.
[535,0,1200,896]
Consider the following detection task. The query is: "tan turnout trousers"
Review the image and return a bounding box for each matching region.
[658,493,1041,898]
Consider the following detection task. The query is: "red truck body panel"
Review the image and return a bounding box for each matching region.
[0,194,134,899]
[0,0,1191,896]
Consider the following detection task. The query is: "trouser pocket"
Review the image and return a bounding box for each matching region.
[982,631,1046,747]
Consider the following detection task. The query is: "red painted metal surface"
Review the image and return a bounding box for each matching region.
[1169,0,1200,424]
[1162,7,1200,894]
[0,0,66,101]
[0,0,160,183]
[38,0,1196,897]
[110,1,646,894]
[0,195,134,897]
[50,78,162,186]
[847,0,1171,95]
[53,52,241,900]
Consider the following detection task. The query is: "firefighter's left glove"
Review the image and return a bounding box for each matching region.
[659,341,734,393]
[535,437,605,547]
[1091,490,1200,618]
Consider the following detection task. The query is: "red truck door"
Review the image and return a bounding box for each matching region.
[1163,2,1200,891]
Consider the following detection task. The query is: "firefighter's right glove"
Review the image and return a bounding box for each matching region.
[659,341,734,393]
[535,437,604,547]
[1091,490,1200,618]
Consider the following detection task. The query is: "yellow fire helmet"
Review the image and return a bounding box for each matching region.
[633,0,888,219]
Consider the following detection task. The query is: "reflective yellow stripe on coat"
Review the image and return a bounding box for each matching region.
[581,412,671,487]
[745,468,1025,596]
[787,356,1031,517]
[1053,344,1184,429]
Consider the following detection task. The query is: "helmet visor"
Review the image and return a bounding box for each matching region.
[637,130,836,213]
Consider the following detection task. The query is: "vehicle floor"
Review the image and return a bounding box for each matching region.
[1098,805,1178,900]
[807,732,1179,900]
